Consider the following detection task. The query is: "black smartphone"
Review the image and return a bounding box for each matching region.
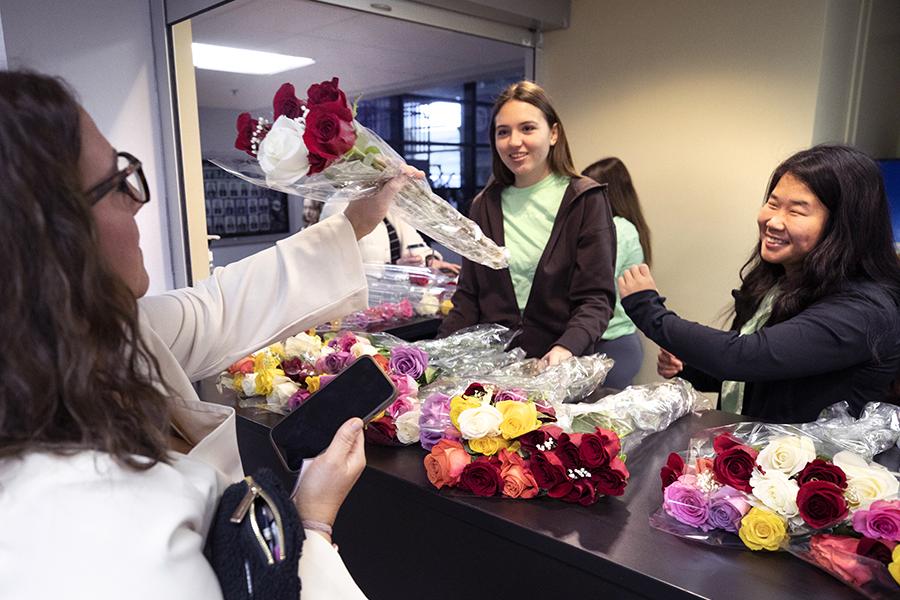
[270,355,397,471]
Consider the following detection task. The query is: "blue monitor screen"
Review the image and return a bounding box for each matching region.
[879,159,900,245]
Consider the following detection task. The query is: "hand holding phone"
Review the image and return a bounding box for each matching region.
[270,355,397,471]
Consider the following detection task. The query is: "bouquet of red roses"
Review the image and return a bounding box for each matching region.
[215,78,508,269]
[423,382,628,505]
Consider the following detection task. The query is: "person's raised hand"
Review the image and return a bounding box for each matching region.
[618,263,658,298]
[657,348,684,378]
[343,164,425,240]
[291,417,366,538]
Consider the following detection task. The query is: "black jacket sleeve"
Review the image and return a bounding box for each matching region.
[621,287,897,383]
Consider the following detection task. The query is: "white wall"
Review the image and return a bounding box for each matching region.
[0,0,174,293]
[542,0,829,384]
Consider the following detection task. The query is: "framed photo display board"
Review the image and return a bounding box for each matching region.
[203,160,290,238]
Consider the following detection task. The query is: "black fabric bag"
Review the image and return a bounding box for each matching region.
[205,468,304,600]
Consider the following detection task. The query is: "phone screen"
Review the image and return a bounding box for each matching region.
[270,355,397,471]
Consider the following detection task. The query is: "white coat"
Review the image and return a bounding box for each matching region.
[0,215,369,599]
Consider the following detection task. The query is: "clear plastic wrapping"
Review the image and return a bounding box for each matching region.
[787,535,900,600]
[799,402,900,461]
[210,121,508,269]
[410,324,525,378]
[559,378,715,453]
[316,263,455,331]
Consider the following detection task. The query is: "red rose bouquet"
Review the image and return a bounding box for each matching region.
[218,78,508,269]
[422,382,629,505]
[651,421,900,599]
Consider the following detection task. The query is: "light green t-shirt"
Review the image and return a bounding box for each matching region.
[603,216,645,340]
[501,173,570,310]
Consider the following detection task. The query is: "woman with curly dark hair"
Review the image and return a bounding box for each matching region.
[0,70,414,598]
[619,144,900,422]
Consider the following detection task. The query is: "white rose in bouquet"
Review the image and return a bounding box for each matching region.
[267,375,300,409]
[756,435,817,476]
[241,373,258,397]
[457,404,503,440]
[833,451,900,508]
[350,341,378,358]
[415,293,440,316]
[257,115,310,185]
[395,410,422,445]
[284,332,323,360]
[749,469,800,517]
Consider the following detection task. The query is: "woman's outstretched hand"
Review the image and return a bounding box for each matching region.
[618,263,658,298]
[657,348,684,378]
[344,165,425,240]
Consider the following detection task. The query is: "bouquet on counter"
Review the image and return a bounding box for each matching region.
[422,381,629,505]
[218,330,438,446]
[317,263,455,333]
[651,419,900,599]
[214,78,508,269]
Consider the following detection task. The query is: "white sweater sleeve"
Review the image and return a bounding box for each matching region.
[139,214,367,381]
[299,532,368,599]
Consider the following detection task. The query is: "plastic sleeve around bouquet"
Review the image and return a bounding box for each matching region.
[420,353,613,407]
[684,421,852,463]
[208,123,508,270]
[316,263,453,332]
[409,324,525,378]
[799,402,900,461]
[559,379,715,453]
[786,534,900,600]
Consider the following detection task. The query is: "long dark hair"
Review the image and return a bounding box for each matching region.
[581,157,652,265]
[734,144,900,329]
[0,71,171,469]
[490,81,578,187]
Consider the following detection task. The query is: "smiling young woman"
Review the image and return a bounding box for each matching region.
[439,81,617,368]
[617,144,900,422]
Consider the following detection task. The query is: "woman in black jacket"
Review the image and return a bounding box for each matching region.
[619,144,900,422]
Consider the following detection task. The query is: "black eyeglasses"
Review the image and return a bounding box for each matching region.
[87,151,150,205]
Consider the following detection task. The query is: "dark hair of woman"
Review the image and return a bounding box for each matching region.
[581,157,653,265]
[733,144,900,331]
[0,70,171,469]
[489,80,579,186]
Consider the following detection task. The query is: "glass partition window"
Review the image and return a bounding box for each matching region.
[356,72,521,215]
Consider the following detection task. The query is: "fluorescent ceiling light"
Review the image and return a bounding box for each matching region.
[192,43,315,75]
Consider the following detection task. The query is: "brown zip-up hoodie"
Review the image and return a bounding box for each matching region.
[439,176,617,358]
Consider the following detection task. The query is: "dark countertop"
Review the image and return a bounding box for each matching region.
[203,373,892,599]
